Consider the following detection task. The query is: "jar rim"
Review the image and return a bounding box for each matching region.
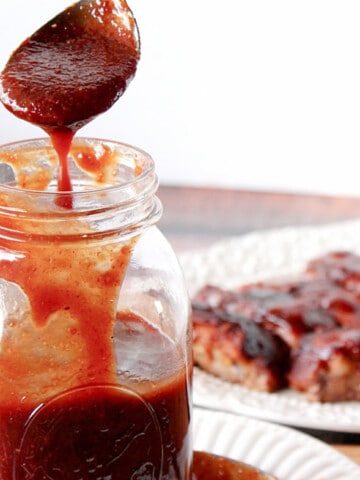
[0,136,156,200]
[0,137,162,238]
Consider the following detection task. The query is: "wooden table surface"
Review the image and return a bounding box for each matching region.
[157,184,360,467]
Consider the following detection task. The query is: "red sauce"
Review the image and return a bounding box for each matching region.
[12,379,189,480]
[0,308,191,479]
[193,451,268,480]
[50,130,74,208]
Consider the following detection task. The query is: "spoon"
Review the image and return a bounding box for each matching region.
[0,0,140,200]
[0,0,140,132]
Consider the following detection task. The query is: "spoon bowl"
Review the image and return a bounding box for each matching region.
[0,0,140,131]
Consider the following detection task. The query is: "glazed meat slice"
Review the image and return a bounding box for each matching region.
[205,281,338,348]
[259,303,336,349]
[213,279,360,347]
[193,283,296,318]
[192,305,290,392]
[222,283,296,320]
[287,279,360,329]
[288,328,360,402]
[192,284,236,310]
[193,451,277,480]
[306,250,360,294]
[257,280,360,346]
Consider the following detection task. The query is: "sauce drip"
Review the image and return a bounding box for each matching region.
[49,129,75,207]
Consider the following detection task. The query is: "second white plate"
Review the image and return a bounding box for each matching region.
[193,407,360,480]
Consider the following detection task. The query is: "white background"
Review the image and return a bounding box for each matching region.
[0,1,360,196]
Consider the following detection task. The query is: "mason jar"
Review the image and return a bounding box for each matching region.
[0,138,192,479]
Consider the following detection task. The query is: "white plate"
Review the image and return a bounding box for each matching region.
[180,220,360,433]
[193,407,360,480]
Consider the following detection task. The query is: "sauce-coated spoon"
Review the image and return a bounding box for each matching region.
[0,0,140,131]
[0,0,140,199]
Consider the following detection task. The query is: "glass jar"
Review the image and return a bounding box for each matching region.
[0,138,192,480]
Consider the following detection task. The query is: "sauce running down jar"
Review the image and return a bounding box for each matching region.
[0,138,192,480]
